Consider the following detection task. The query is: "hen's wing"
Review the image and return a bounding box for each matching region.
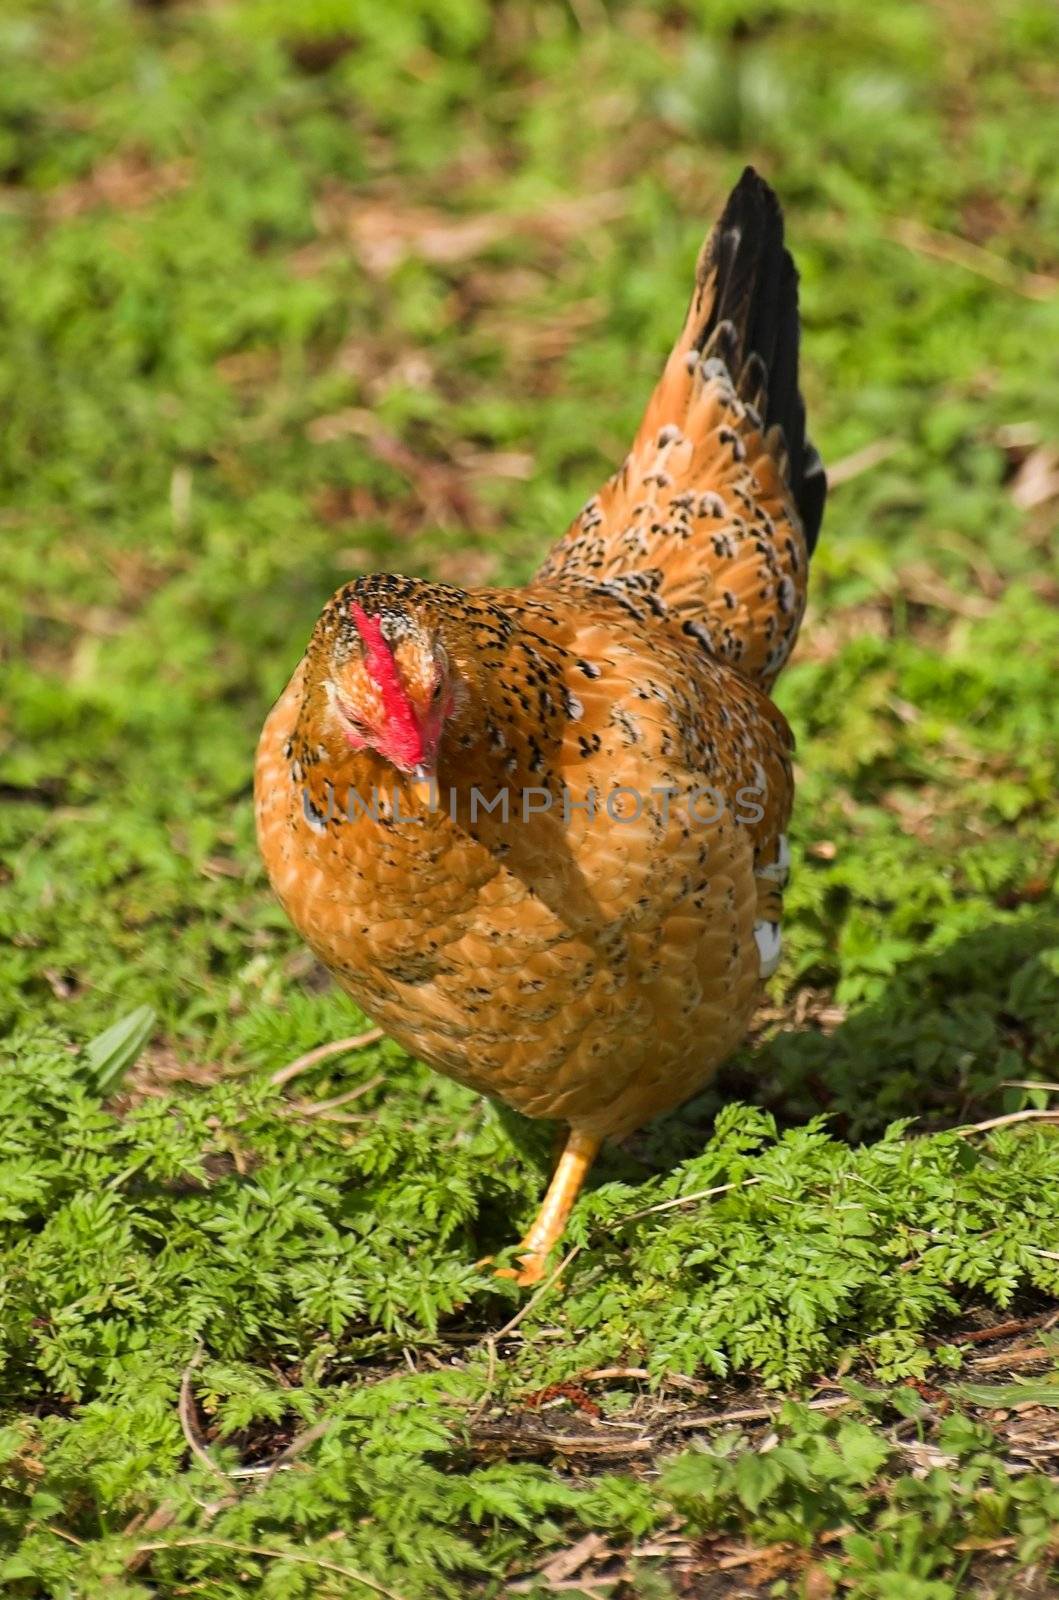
[536,167,826,691]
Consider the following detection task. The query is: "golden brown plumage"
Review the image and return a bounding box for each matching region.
[255,168,826,1283]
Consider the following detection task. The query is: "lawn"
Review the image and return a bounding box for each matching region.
[2,0,1059,1594]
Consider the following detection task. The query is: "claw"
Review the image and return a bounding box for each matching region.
[494,1252,548,1288]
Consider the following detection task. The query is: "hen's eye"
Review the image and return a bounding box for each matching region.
[336,697,368,734]
[431,679,445,703]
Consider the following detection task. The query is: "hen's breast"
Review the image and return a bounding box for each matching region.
[255,617,790,1139]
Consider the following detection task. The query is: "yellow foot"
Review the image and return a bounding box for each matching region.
[492,1128,602,1290]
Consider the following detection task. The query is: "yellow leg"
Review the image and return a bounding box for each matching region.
[497,1128,602,1287]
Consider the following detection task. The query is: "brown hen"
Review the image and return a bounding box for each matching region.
[255,168,826,1284]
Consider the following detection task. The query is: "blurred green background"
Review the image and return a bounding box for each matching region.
[2,1,1059,1595]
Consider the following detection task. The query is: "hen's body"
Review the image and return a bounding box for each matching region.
[256,169,826,1279]
[258,583,792,1137]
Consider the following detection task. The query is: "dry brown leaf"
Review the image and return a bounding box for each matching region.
[799,600,892,665]
[536,1532,610,1585]
[454,448,536,481]
[325,188,627,276]
[43,153,191,220]
[1009,445,1059,511]
[305,409,491,529]
[897,562,995,619]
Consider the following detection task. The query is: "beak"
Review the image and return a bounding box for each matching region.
[408,763,437,809]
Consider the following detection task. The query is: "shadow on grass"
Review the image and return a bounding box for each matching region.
[496,907,1059,1189]
[641,906,1059,1165]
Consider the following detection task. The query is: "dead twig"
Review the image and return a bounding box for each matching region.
[968,1345,1054,1373]
[263,1417,331,1482]
[534,1531,610,1586]
[615,1175,762,1227]
[130,1538,409,1598]
[471,1393,854,1463]
[179,1347,231,1488]
[270,1030,383,1088]
[489,1244,584,1344]
[581,1366,650,1382]
[506,1580,615,1596]
[467,1338,498,1425]
[580,1366,711,1395]
[286,1074,385,1118]
[44,1525,85,1547]
[121,1502,180,1573]
[888,217,1058,301]
[664,1394,853,1432]
[954,1536,1018,1554]
[185,1419,333,1484]
[713,1540,798,1572]
[473,1423,654,1458]
[826,438,901,488]
[955,1108,1059,1136]
[953,1313,1057,1347]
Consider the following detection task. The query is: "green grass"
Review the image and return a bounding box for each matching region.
[2,0,1059,1594]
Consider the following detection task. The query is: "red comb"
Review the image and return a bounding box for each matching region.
[349,602,423,767]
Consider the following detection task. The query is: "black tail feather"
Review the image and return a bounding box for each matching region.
[696,167,826,554]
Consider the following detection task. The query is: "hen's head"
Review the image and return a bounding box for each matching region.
[299,579,465,781]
